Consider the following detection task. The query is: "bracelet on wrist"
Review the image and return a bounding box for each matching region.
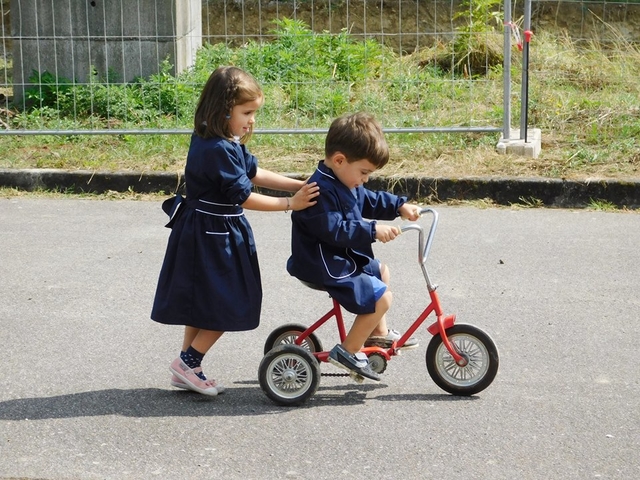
[285,197,290,213]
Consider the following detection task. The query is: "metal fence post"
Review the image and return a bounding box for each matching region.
[503,0,512,141]
[519,0,533,141]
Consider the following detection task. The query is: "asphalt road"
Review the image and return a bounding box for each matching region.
[1,198,639,480]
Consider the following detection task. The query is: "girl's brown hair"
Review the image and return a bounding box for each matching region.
[325,112,389,168]
[194,66,263,142]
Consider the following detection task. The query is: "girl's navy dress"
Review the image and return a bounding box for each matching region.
[151,134,262,331]
[287,161,406,315]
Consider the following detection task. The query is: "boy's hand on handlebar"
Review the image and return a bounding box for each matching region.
[399,203,422,221]
[376,224,402,243]
[291,182,320,211]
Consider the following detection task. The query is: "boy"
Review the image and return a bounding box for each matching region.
[287,112,422,381]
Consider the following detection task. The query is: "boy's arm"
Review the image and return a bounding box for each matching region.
[295,193,375,250]
[360,188,407,221]
[303,209,404,246]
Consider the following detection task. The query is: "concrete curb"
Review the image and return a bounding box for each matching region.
[1,168,639,208]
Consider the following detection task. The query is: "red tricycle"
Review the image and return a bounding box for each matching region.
[258,208,499,406]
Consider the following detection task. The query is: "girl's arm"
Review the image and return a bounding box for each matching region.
[251,167,305,193]
[242,183,320,212]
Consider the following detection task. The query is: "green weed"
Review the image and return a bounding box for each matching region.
[587,198,618,211]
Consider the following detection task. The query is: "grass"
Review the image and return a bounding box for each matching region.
[587,198,619,211]
[0,24,639,182]
[0,186,167,201]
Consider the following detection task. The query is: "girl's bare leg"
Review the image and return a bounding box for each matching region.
[182,326,199,351]
[182,327,224,354]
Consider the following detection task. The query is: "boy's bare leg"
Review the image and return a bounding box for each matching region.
[369,264,391,337]
[370,314,389,338]
[342,291,392,353]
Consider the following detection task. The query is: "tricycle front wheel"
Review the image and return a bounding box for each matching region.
[426,324,499,396]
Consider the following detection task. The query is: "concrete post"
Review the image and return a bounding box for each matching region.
[10,0,201,105]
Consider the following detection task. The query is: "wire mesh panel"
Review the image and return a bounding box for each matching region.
[3,0,201,133]
[526,0,640,172]
[201,0,509,133]
[1,0,638,137]
[532,0,640,41]
[1,0,512,135]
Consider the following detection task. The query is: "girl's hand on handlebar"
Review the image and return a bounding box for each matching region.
[399,203,422,221]
[375,224,402,243]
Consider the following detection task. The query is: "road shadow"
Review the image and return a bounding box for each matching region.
[372,393,481,402]
[0,386,283,420]
[0,381,473,420]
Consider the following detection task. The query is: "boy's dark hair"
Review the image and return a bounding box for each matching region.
[194,66,263,141]
[325,112,389,168]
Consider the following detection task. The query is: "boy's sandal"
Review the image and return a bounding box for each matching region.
[364,328,419,349]
[327,345,380,382]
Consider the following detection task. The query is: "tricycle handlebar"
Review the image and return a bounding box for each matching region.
[400,207,439,267]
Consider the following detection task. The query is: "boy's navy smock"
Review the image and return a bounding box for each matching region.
[287,161,406,314]
[151,134,262,331]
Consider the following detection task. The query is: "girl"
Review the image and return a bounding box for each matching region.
[151,66,319,396]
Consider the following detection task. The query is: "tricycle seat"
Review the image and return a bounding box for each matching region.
[299,280,327,292]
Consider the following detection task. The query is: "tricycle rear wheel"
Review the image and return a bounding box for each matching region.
[259,344,321,406]
[263,323,323,355]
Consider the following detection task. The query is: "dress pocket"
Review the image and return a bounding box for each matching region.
[198,214,239,274]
